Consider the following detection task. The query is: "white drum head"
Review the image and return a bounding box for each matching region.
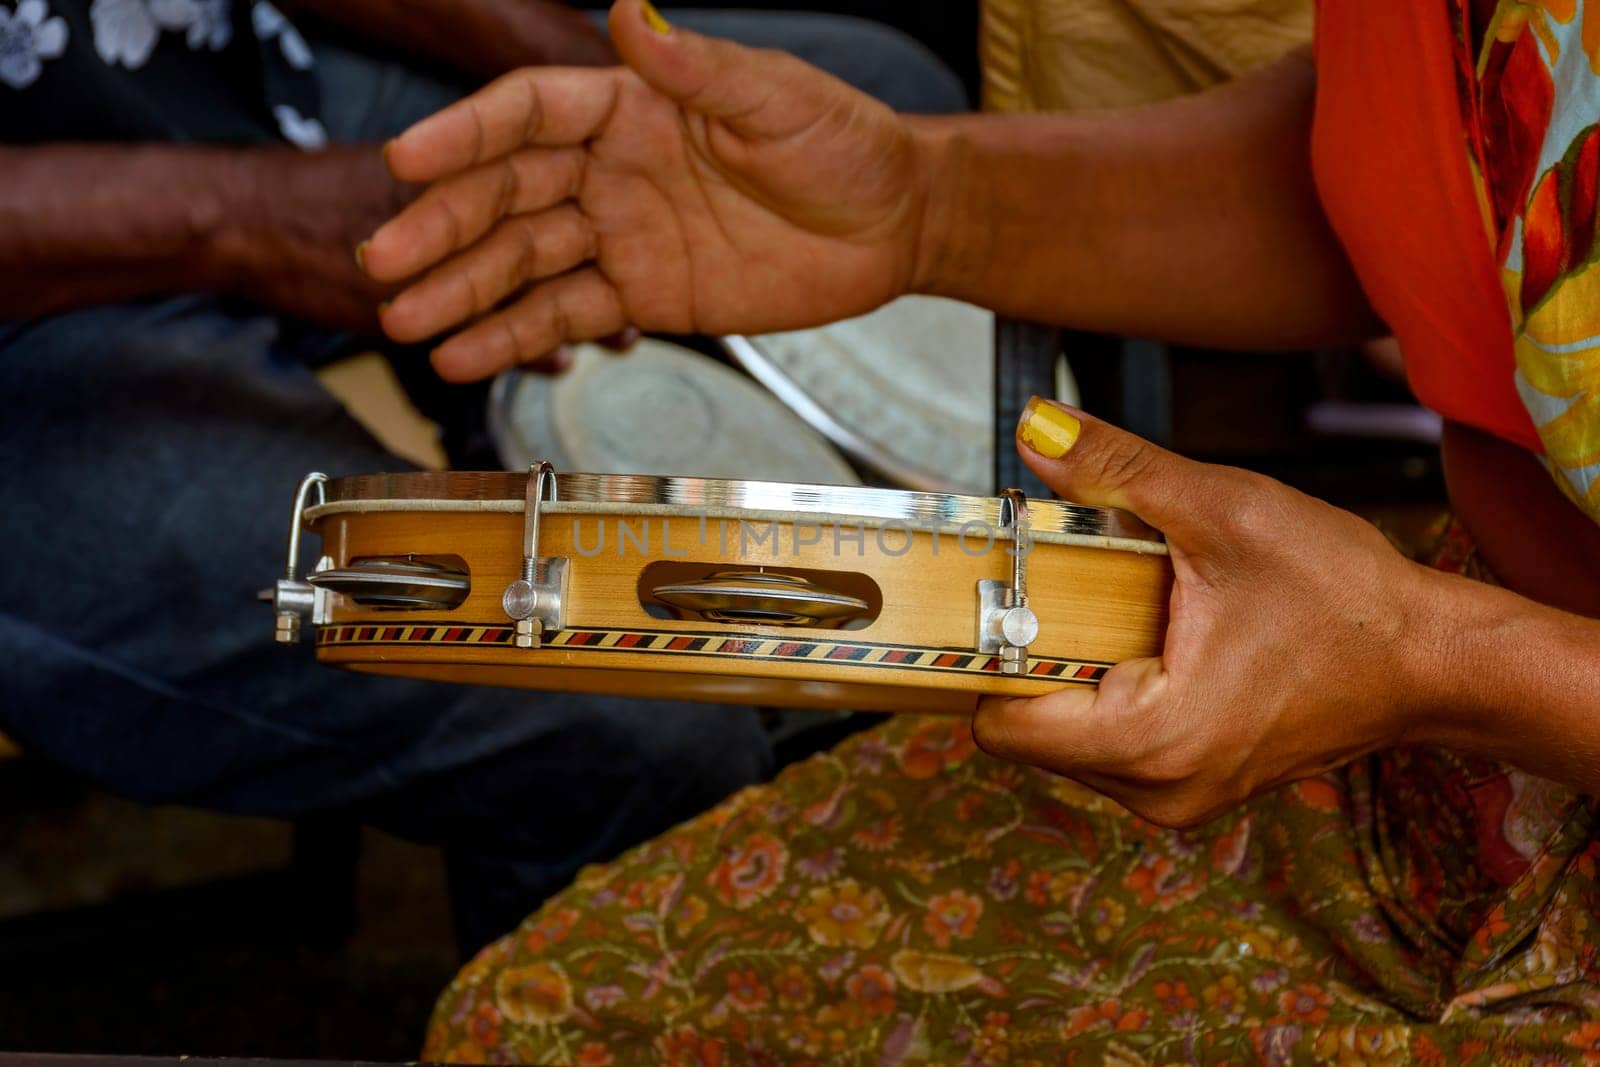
[490,339,861,486]
[725,297,995,494]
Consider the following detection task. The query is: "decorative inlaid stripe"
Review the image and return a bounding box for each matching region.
[316,623,1111,682]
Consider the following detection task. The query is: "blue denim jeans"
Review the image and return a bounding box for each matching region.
[0,16,962,955]
[0,293,781,953]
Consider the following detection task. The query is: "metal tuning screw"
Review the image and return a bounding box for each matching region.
[976,488,1041,675]
[263,472,329,644]
[502,461,570,649]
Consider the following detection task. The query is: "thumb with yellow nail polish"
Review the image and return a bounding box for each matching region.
[638,0,671,35]
[608,0,814,136]
[1014,397,1203,528]
[1017,396,1081,459]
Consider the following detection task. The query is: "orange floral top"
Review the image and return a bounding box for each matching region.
[1313,2,1600,524]
[1453,1,1600,521]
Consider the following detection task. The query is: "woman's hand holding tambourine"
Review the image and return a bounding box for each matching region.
[360,0,931,382]
[975,400,1459,829]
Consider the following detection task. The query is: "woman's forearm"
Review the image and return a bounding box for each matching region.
[910,50,1382,350]
[1407,569,1600,796]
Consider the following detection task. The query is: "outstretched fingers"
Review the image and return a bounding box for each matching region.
[380,205,598,344]
[384,67,622,185]
[365,146,587,284]
[429,267,625,382]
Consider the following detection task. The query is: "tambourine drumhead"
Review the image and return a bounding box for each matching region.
[296,471,1172,714]
[489,339,860,486]
[725,297,998,493]
[311,471,1163,546]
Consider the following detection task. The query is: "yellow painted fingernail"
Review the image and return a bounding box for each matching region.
[355,240,370,272]
[1017,397,1081,459]
[640,0,671,34]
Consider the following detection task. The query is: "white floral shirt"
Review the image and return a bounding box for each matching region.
[1,0,324,147]
[0,1,68,88]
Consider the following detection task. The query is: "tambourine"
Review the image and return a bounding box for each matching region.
[265,467,1171,714]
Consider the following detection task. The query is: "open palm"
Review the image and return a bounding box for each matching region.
[363,0,929,381]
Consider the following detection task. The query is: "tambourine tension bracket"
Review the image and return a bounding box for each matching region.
[264,471,333,644]
[502,461,570,648]
[977,487,1040,675]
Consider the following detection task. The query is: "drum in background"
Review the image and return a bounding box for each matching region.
[267,469,1171,715]
[727,296,1074,494]
[489,338,861,486]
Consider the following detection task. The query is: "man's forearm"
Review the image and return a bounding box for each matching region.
[0,145,240,319]
[0,143,399,330]
[277,0,613,78]
[910,51,1382,351]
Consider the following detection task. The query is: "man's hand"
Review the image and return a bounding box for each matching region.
[211,146,413,334]
[362,0,931,381]
[973,400,1448,829]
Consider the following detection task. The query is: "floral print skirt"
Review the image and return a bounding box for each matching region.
[424,519,1600,1065]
